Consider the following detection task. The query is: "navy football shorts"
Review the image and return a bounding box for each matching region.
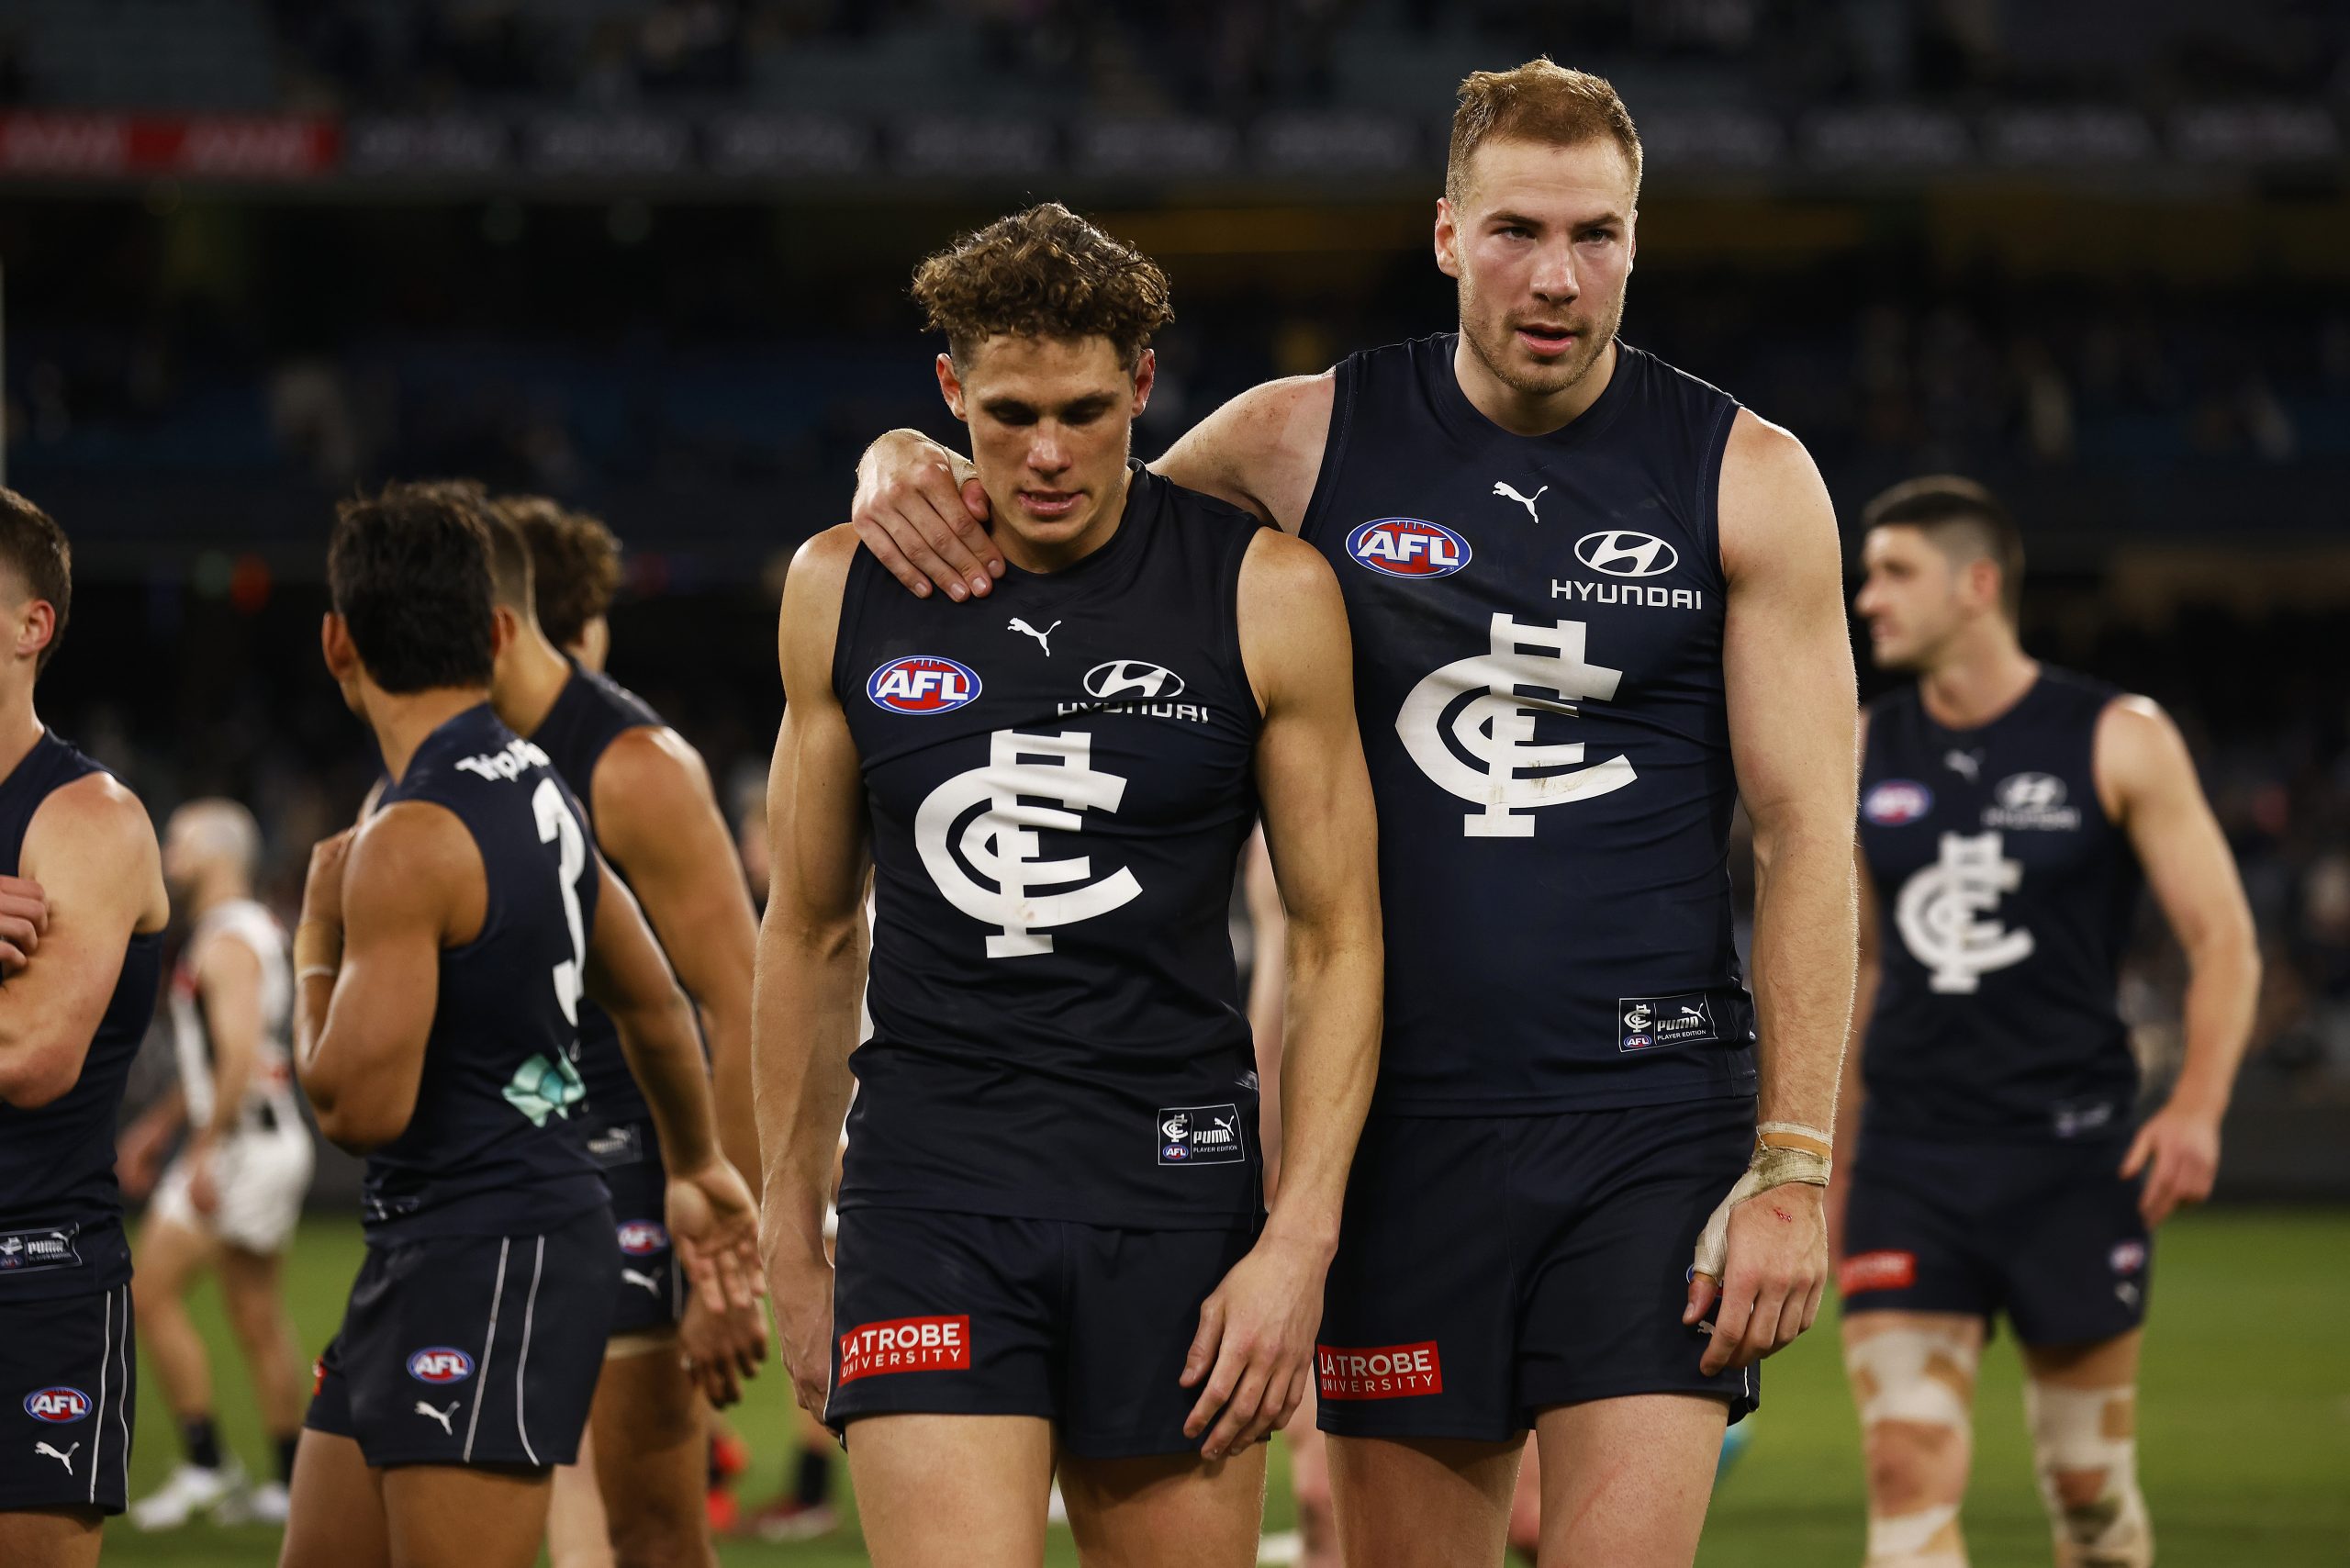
[1315,1097,1760,1443]
[306,1204,619,1468]
[1840,1126,2150,1345]
[588,1120,685,1337]
[826,1206,1258,1459]
[0,1282,134,1515]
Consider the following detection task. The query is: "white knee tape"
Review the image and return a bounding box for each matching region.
[1845,1327,1979,1430]
[1865,1502,1964,1567]
[2023,1381,2151,1568]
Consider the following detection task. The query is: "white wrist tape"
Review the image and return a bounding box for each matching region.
[1692,1122,1832,1282]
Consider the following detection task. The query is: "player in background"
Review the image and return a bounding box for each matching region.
[495,498,623,674]
[118,800,315,1529]
[757,205,1382,1568]
[0,487,172,1568]
[278,483,761,1568]
[852,62,1856,1568]
[483,500,767,1568]
[1837,477,2261,1568]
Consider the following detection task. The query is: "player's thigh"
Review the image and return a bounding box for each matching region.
[0,1507,104,1568]
[1059,1444,1266,1568]
[1326,1433,1523,1568]
[216,1243,289,1336]
[588,1334,710,1566]
[380,1462,553,1568]
[845,1413,1053,1568]
[2020,1326,2141,1389]
[129,1209,213,1304]
[278,1428,389,1568]
[1531,1393,1725,1568]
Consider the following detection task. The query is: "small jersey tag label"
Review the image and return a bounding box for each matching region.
[1158,1103,1247,1166]
[585,1123,644,1168]
[1617,991,1722,1053]
[1315,1342,1445,1400]
[0,1226,83,1274]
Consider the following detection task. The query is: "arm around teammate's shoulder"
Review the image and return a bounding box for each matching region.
[297,801,472,1149]
[1176,531,1381,1460]
[1149,373,1335,532]
[0,775,164,1108]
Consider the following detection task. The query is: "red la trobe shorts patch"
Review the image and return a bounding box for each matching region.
[1838,1249,1919,1295]
[1315,1340,1444,1400]
[836,1315,972,1384]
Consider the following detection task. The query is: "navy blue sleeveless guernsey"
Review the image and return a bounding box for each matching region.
[1301,334,1754,1114]
[836,465,1265,1229]
[529,663,666,1133]
[1859,668,2143,1141]
[0,733,162,1299]
[361,704,608,1240]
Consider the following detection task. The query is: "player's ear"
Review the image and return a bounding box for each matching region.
[936,352,968,422]
[320,612,356,682]
[487,608,514,663]
[11,598,54,669]
[1130,348,1156,417]
[1434,197,1463,280]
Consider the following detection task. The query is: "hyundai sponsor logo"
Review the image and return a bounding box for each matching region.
[1573,530,1678,578]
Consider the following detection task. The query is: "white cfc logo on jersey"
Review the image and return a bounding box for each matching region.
[914,729,1143,957]
[1396,613,1638,837]
[1896,830,2034,993]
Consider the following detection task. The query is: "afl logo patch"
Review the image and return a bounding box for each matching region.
[1346,518,1471,579]
[617,1220,668,1256]
[1573,529,1678,578]
[23,1386,92,1423]
[867,655,981,715]
[1863,779,1933,826]
[406,1348,476,1385]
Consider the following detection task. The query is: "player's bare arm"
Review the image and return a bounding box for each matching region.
[849,372,1334,599]
[0,869,48,974]
[750,524,869,1421]
[2098,697,2261,1226]
[590,724,765,1198]
[1687,409,1859,1375]
[1181,530,1382,1460]
[293,803,471,1150]
[1827,834,1879,1265]
[0,775,167,1107]
[185,932,265,1213]
[581,855,764,1315]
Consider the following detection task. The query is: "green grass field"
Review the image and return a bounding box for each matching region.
[105,1209,2349,1566]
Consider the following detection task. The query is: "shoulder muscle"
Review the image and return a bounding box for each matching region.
[1152,373,1334,532]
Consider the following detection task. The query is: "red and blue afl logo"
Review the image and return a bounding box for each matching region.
[24,1386,91,1423]
[407,1348,476,1385]
[867,655,981,715]
[1346,518,1471,579]
[1863,779,1933,826]
[617,1220,668,1257]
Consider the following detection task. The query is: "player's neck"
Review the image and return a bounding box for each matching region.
[1919,633,2039,732]
[495,629,574,740]
[0,685,42,785]
[1452,335,1617,437]
[367,685,493,784]
[185,871,250,922]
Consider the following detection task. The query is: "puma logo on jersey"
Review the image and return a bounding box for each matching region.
[913,729,1141,957]
[35,1440,77,1472]
[1008,617,1061,656]
[414,1400,458,1436]
[1896,830,2033,993]
[621,1269,664,1296]
[1396,614,1637,836]
[1492,481,1548,522]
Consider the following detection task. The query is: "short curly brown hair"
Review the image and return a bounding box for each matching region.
[911,202,1173,370]
[489,494,621,649]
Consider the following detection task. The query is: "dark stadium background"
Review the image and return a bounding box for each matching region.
[1,2,2344,1563]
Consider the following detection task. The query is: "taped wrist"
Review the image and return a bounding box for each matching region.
[1692,1121,1832,1282]
[293,920,341,978]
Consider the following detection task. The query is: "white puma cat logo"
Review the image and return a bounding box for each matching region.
[415,1400,458,1436]
[1008,617,1061,656]
[1492,481,1548,522]
[621,1268,663,1296]
[35,1440,77,1472]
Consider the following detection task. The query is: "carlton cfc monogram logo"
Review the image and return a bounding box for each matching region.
[915,729,1142,957]
[1896,830,2034,993]
[1397,614,1638,836]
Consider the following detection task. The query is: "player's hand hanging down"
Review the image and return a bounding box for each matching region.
[1181,1229,1326,1460]
[1684,1123,1833,1376]
[677,1285,766,1408]
[762,1226,836,1425]
[666,1156,766,1322]
[2121,1101,2221,1226]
